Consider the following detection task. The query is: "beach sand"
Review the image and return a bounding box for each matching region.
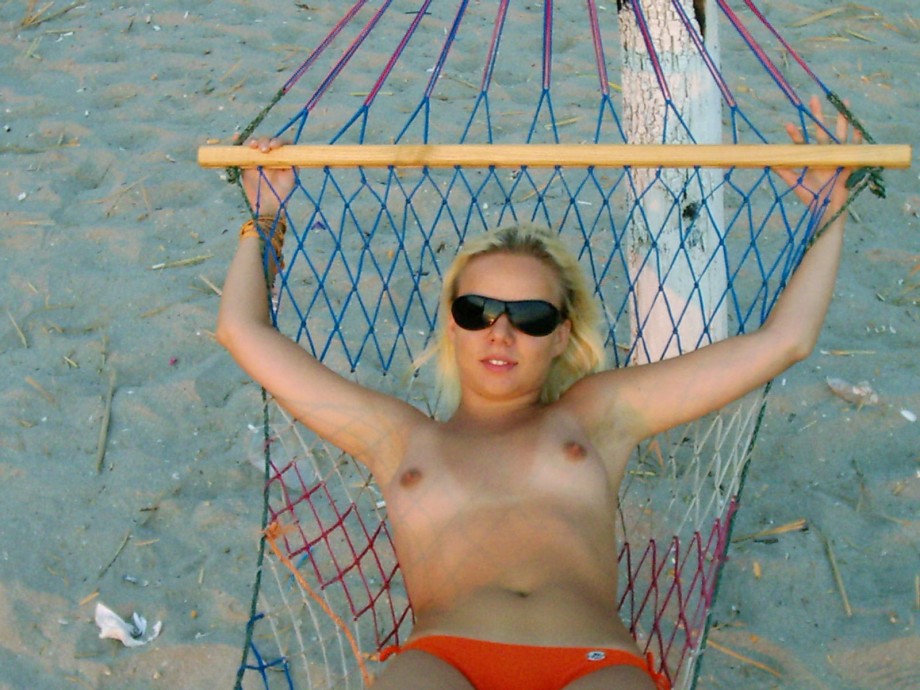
[0,2,917,689]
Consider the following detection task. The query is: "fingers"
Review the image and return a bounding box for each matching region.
[810,96,835,145]
[784,96,823,145]
[783,96,825,143]
[784,121,805,145]
[786,96,861,146]
[835,113,848,143]
[245,136,287,153]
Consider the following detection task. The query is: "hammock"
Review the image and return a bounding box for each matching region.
[198,2,907,688]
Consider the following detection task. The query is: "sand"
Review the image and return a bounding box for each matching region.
[0,2,917,689]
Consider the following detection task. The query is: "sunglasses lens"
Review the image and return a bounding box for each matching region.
[507,301,561,336]
[451,295,562,336]
[451,295,491,330]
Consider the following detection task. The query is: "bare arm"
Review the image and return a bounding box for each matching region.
[216,138,425,482]
[567,97,862,444]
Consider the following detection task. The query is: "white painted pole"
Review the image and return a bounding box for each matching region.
[620,0,726,362]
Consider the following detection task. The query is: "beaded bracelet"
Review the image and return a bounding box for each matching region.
[240,214,287,274]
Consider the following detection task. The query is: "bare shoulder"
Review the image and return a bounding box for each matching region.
[556,366,642,438]
[355,388,435,482]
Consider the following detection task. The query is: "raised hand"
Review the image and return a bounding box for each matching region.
[777,95,863,214]
[241,136,296,216]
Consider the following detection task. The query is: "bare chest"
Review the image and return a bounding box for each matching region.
[392,420,612,511]
[383,415,622,577]
[379,414,624,614]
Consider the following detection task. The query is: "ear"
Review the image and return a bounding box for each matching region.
[551,319,571,358]
[446,310,458,342]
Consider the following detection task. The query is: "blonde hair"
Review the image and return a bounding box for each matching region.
[426,223,606,411]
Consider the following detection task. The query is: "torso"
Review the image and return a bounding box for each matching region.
[380,400,640,651]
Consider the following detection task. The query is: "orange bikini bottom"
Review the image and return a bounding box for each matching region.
[378,635,671,690]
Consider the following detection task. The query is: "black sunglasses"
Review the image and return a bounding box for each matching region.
[451,294,565,337]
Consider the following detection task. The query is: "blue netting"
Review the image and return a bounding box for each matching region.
[219,2,884,689]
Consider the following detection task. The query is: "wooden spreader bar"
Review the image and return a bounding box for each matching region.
[198,143,911,170]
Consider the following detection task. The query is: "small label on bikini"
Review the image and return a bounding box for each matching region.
[586,650,606,661]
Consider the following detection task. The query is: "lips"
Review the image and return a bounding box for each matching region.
[482,357,516,371]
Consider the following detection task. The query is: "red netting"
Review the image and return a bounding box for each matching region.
[215,3,889,689]
[246,391,760,689]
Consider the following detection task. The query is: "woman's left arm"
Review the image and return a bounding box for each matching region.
[568,97,863,444]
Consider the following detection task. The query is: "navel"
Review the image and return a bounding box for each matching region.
[563,440,587,461]
[399,467,424,488]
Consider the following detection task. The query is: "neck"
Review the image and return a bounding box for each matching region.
[449,393,543,429]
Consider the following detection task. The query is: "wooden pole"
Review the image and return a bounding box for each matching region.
[198,143,911,170]
[619,0,727,361]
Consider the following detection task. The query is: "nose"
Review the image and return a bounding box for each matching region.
[487,314,515,342]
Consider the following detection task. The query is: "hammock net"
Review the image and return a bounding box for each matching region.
[210,2,889,689]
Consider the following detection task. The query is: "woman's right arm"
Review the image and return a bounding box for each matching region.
[216,142,425,481]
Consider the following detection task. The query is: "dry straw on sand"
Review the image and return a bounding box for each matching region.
[0,2,916,689]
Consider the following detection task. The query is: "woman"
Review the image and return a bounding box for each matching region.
[216,98,860,690]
